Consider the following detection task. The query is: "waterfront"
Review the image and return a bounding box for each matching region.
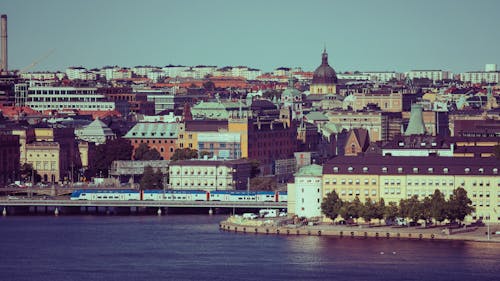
[1,215,499,281]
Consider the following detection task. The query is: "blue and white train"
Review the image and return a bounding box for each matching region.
[70,189,288,203]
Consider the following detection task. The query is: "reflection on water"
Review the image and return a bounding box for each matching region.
[0,216,499,281]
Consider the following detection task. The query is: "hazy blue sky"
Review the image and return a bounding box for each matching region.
[3,0,499,73]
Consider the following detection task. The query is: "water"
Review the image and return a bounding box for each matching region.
[0,215,499,281]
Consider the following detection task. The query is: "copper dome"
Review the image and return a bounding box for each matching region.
[312,49,337,84]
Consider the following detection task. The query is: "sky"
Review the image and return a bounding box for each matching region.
[2,0,500,73]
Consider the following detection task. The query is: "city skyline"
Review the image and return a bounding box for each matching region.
[2,0,500,73]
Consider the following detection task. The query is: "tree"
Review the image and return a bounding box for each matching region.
[446,187,474,223]
[321,190,343,222]
[249,177,276,191]
[202,81,215,91]
[249,159,261,178]
[91,138,133,178]
[140,165,163,190]
[134,143,162,160]
[339,196,363,222]
[373,198,386,222]
[20,163,41,184]
[384,201,399,222]
[361,198,376,223]
[430,189,447,224]
[171,148,199,161]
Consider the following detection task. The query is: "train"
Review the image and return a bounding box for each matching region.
[70,189,288,203]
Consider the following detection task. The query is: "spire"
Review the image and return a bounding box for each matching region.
[322,47,328,65]
[288,73,294,88]
[404,103,426,136]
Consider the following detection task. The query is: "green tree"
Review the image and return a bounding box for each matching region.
[399,195,421,223]
[321,190,343,222]
[92,138,133,178]
[249,177,276,191]
[384,201,399,222]
[249,159,261,178]
[446,187,474,223]
[134,143,162,160]
[199,150,211,159]
[361,198,376,223]
[339,196,363,222]
[430,189,447,224]
[202,81,215,91]
[140,165,163,190]
[374,198,386,222]
[171,148,199,161]
[20,163,41,184]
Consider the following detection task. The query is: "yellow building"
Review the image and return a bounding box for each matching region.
[26,142,60,183]
[289,155,500,223]
[310,49,337,95]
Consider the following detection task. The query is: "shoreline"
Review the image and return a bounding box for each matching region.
[220,219,500,243]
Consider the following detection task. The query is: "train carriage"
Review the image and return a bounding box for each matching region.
[70,189,140,200]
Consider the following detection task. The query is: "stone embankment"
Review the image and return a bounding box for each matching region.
[220,217,500,243]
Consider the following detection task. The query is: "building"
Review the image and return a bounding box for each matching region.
[191,100,250,120]
[288,155,499,223]
[310,49,337,95]
[351,90,403,113]
[406,70,450,82]
[287,164,323,218]
[460,71,499,84]
[26,141,61,183]
[324,110,402,142]
[382,135,454,157]
[75,118,116,145]
[168,159,252,191]
[0,134,20,187]
[19,86,115,111]
[197,132,241,159]
[124,122,179,160]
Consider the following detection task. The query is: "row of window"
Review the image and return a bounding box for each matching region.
[334,166,499,174]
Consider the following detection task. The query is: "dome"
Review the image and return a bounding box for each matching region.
[312,49,338,84]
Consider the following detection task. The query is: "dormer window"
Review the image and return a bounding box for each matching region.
[397,167,403,173]
[363,167,368,173]
[348,167,354,172]
[479,168,484,174]
[428,168,433,173]
[382,167,388,173]
[398,142,404,147]
[413,167,419,173]
[494,168,498,174]
[333,167,339,173]
[443,168,449,174]
[465,168,470,174]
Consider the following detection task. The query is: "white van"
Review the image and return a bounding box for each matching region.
[242,213,258,219]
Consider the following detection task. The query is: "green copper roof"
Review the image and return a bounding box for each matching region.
[295,164,323,176]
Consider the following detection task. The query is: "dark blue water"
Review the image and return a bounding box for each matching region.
[0,215,499,281]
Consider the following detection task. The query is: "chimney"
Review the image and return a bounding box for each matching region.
[404,103,426,136]
[1,14,7,74]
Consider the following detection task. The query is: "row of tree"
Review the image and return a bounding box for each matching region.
[321,187,474,224]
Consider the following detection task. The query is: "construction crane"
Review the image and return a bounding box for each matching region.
[18,48,55,74]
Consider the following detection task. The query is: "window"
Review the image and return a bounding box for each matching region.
[382,167,387,173]
[348,167,353,172]
[363,167,368,173]
[413,167,419,173]
[443,168,449,174]
[333,167,339,173]
[428,168,433,173]
[398,167,403,173]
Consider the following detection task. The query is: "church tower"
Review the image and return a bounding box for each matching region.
[310,48,338,95]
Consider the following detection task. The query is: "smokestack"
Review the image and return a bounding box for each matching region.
[1,14,7,74]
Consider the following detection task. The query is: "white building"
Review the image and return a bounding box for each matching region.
[20,72,57,81]
[23,86,115,111]
[288,164,323,218]
[147,69,166,82]
[485,64,497,72]
[460,71,499,84]
[362,71,401,82]
[406,70,450,81]
[132,66,158,77]
[66,67,87,80]
[337,73,371,81]
[161,65,190,78]
[192,66,217,78]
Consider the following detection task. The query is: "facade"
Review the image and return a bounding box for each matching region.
[324,110,402,142]
[10,127,35,164]
[382,135,454,157]
[352,91,402,112]
[26,141,61,183]
[288,164,323,218]
[168,159,252,191]
[178,120,228,151]
[460,71,499,84]
[197,132,241,159]
[191,101,250,120]
[124,122,179,160]
[297,156,500,223]
[0,134,20,187]
[406,70,450,81]
[20,86,115,111]
[310,49,337,95]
